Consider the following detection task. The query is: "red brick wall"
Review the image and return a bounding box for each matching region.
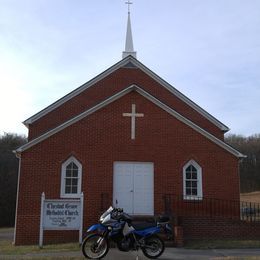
[182,216,260,240]
[28,67,224,141]
[15,91,238,245]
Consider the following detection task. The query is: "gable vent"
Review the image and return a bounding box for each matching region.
[122,61,138,68]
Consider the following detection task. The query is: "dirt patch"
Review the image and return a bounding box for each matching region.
[241,191,260,203]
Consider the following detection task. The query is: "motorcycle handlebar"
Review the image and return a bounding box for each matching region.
[111,208,132,222]
[111,208,123,219]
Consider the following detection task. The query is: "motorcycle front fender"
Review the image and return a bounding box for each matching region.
[87,223,107,233]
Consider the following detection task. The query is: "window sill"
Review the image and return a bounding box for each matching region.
[60,193,81,199]
[183,195,203,201]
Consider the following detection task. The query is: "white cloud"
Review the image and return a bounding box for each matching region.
[0,53,33,134]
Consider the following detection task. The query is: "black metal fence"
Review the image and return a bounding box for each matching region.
[100,193,260,222]
[240,201,260,222]
[162,194,260,222]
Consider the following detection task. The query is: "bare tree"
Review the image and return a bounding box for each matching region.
[0,133,27,227]
[225,134,260,193]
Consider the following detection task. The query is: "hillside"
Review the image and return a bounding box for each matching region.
[240,191,260,203]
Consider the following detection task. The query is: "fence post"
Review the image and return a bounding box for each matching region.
[250,202,252,222]
[174,226,184,247]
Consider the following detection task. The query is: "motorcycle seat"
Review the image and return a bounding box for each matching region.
[131,221,157,230]
[157,215,170,223]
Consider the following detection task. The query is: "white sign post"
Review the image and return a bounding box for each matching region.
[39,192,84,248]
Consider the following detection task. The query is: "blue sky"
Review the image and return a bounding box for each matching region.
[0,0,259,136]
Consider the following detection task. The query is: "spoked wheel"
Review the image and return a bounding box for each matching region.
[81,234,109,259]
[142,235,165,259]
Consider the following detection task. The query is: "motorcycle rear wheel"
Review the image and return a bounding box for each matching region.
[142,235,165,259]
[81,234,109,259]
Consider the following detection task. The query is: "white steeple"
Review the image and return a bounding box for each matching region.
[122,1,137,59]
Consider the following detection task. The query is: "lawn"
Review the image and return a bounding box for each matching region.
[0,227,14,233]
[0,239,84,259]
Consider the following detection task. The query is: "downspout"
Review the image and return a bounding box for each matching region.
[13,151,21,245]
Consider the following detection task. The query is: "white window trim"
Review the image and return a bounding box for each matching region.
[183,160,203,200]
[60,156,82,198]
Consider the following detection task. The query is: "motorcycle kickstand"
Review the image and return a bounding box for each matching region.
[132,233,140,260]
[135,250,140,260]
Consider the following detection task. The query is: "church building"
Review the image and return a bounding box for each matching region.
[14,7,244,245]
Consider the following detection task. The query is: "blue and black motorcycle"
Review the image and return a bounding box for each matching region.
[81,206,172,259]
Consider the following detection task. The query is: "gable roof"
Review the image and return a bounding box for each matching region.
[23,56,229,132]
[17,85,244,158]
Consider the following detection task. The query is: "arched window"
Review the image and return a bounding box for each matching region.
[183,160,202,200]
[61,156,82,198]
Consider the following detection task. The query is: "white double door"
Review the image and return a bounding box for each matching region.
[113,162,154,215]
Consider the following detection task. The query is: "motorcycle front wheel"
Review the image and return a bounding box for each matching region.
[142,235,165,259]
[81,234,109,259]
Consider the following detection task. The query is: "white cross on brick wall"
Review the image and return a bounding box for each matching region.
[123,104,144,140]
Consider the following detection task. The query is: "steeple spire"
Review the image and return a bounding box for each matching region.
[122,1,137,59]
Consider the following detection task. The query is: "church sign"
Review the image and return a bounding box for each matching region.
[39,192,84,247]
[43,200,81,229]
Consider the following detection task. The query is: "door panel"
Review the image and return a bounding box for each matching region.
[113,163,134,213]
[133,163,154,215]
[113,162,154,215]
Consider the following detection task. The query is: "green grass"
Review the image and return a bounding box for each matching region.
[0,227,14,233]
[0,227,84,259]
[185,239,260,249]
[0,240,81,255]
[10,256,84,260]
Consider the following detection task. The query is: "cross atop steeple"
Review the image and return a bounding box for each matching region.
[122,1,137,59]
[125,0,133,14]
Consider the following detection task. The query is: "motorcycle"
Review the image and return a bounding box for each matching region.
[81,206,172,259]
